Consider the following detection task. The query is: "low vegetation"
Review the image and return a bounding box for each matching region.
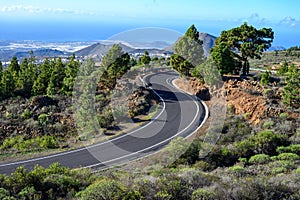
[0,45,160,157]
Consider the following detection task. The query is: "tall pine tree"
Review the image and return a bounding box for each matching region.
[170,24,205,76]
[47,58,65,96]
[32,58,52,95]
[282,65,300,108]
[8,56,20,84]
[17,58,37,94]
[62,54,80,95]
[1,70,15,98]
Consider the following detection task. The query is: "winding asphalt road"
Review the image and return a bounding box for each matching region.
[0,70,205,175]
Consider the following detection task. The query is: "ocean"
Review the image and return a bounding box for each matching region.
[0,20,299,48]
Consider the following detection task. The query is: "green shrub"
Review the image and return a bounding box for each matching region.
[192,188,216,200]
[263,121,274,129]
[40,136,57,149]
[204,146,237,168]
[275,153,299,161]
[296,167,300,173]
[277,61,289,75]
[234,130,288,158]
[193,161,210,171]
[1,163,94,200]
[155,191,172,199]
[276,144,300,155]
[228,165,244,173]
[260,71,271,86]
[97,112,114,129]
[268,160,295,171]
[1,136,24,150]
[78,179,125,200]
[272,167,288,174]
[1,135,57,152]
[249,154,271,164]
[0,188,14,200]
[21,109,32,119]
[234,139,255,158]
[279,112,289,118]
[38,113,50,126]
[18,186,36,199]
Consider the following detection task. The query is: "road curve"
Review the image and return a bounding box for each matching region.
[0,70,205,175]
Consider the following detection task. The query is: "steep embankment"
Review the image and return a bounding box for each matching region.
[175,77,299,125]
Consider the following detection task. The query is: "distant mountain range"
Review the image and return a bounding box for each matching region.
[15,49,68,59]
[74,43,135,59]
[267,46,286,51]
[0,33,286,62]
[75,32,216,59]
[74,42,173,59]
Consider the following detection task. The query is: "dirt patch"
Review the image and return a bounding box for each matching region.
[175,77,269,125]
[224,79,266,125]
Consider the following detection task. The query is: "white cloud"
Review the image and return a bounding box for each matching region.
[238,13,300,29]
[279,16,299,27]
[0,5,95,16]
[240,13,269,25]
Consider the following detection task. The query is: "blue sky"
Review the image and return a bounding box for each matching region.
[1,0,300,47]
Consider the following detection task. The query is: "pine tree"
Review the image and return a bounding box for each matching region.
[73,58,99,139]
[17,58,28,90]
[185,24,202,45]
[8,56,20,83]
[8,56,20,73]
[47,58,65,96]
[28,50,38,83]
[62,54,80,95]
[170,24,205,76]
[1,70,15,98]
[99,45,131,89]
[282,65,300,108]
[211,23,274,75]
[210,42,241,75]
[260,71,271,86]
[140,51,151,65]
[32,58,52,95]
[17,58,37,94]
[101,44,123,68]
[278,61,289,75]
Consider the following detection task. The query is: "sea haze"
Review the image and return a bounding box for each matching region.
[0,20,299,48]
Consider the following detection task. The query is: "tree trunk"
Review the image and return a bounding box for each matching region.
[242,58,249,76]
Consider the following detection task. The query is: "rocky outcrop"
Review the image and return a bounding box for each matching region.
[175,77,289,125]
[224,80,266,124]
[174,77,210,100]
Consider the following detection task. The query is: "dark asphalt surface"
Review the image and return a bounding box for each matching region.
[0,70,204,175]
